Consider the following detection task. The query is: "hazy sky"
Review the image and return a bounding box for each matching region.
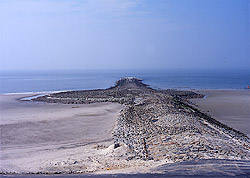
[0,0,249,70]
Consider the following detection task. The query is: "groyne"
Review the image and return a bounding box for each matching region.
[34,77,250,162]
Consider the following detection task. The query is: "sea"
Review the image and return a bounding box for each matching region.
[0,69,249,94]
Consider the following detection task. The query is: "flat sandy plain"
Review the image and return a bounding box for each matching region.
[0,94,125,173]
[190,90,250,138]
[0,90,250,175]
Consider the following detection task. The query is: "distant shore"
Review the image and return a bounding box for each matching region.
[0,80,250,175]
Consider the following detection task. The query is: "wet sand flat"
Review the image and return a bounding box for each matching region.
[1,87,250,174]
[190,90,250,137]
[0,94,123,173]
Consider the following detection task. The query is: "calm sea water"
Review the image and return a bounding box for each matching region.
[0,69,249,94]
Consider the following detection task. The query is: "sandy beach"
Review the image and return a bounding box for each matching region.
[190,90,250,137]
[0,94,126,173]
[0,85,250,175]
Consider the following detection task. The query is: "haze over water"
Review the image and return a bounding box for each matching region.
[0,0,249,72]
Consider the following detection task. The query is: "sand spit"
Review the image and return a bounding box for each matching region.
[1,78,250,174]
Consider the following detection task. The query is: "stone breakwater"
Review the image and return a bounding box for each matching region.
[34,77,250,163]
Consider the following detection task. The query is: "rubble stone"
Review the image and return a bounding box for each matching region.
[34,77,250,163]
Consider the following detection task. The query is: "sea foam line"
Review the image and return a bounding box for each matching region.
[1,90,69,95]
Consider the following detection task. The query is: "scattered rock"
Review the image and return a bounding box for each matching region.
[33,77,250,165]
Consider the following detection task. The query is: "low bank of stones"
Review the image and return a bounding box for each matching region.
[34,77,250,163]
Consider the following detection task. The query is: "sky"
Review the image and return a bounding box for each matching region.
[0,0,249,71]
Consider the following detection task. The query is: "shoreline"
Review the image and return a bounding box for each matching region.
[1,81,250,175]
[1,86,249,95]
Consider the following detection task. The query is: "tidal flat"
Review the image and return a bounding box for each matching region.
[0,78,249,176]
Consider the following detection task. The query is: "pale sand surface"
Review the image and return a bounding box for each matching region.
[190,90,250,138]
[1,94,138,173]
[1,91,250,174]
